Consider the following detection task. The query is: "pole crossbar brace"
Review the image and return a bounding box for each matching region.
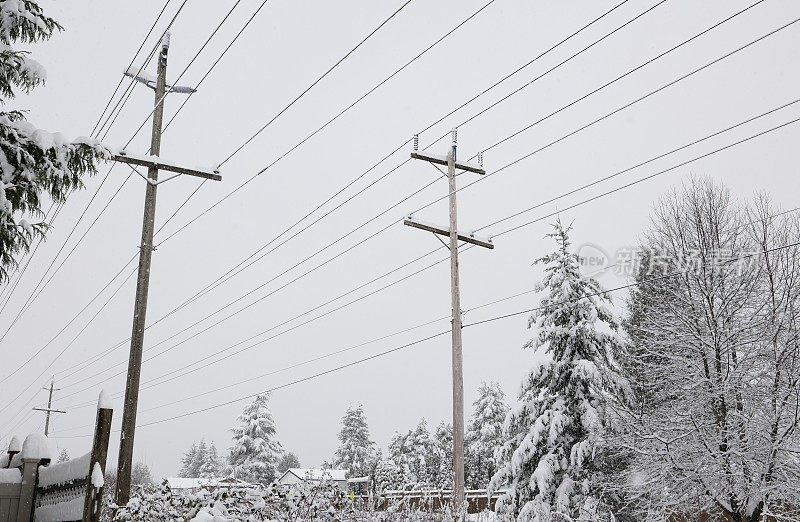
[404,217,494,249]
[32,407,66,414]
[410,151,485,175]
[113,151,222,181]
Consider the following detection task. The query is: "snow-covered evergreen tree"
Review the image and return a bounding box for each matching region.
[386,431,411,489]
[179,442,198,477]
[406,419,435,487]
[228,393,283,485]
[490,220,626,520]
[466,381,508,489]
[199,442,222,478]
[432,421,453,489]
[191,440,208,478]
[373,451,403,493]
[0,0,108,282]
[277,451,300,473]
[332,404,375,478]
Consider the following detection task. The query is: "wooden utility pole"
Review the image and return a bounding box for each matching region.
[112,34,221,506]
[32,378,64,436]
[406,130,492,512]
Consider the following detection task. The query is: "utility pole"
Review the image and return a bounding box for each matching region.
[405,130,492,512]
[111,34,222,506]
[32,377,65,436]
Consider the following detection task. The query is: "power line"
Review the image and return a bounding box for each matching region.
[110,0,660,346]
[54,239,800,437]
[0,201,60,313]
[145,6,795,369]
[4,1,782,424]
[52,203,800,421]
[414,3,794,216]
[0,2,194,341]
[93,0,190,140]
[477,98,800,231]
[44,0,645,387]
[218,0,413,166]
[145,0,645,326]
[54,107,800,410]
[60,200,797,418]
[89,0,175,136]
[154,0,501,246]
[493,116,800,238]
[4,0,427,390]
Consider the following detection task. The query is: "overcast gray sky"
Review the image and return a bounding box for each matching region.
[1,0,799,480]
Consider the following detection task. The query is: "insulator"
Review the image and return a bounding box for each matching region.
[413,134,419,151]
[478,151,484,167]
[451,128,457,145]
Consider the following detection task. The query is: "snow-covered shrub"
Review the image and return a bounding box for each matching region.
[109,477,354,521]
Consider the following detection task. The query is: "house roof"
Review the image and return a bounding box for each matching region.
[280,468,349,482]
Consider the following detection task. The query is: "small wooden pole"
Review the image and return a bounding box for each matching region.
[84,393,113,522]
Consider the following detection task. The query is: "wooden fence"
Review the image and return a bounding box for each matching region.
[372,488,503,514]
[0,392,112,522]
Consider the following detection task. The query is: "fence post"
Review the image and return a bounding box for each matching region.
[16,434,50,522]
[83,391,113,522]
[5,435,20,468]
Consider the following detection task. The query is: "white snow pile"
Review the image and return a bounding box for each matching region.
[33,496,83,522]
[0,468,21,484]
[8,434,21,452]
[98,389,113,410]
[22,433,51,461]
[190,504,231,522]
[91,462,104,488]
[38,451,90,488]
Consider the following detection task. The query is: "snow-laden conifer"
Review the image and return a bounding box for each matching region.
[465,381,508,489]
[332,404,374,478]
[490,220,626,521]
[199,442,222,478]
[178,442,197,477]
[432,421,453,489]
[406,419,434,487]
[386,431,411,488]
[0,0,108,281]
[228,393,283,484]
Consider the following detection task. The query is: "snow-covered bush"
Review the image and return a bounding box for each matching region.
[0,0,109,282]
[110,477,353,521]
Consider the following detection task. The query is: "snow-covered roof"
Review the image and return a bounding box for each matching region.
[281,468,349,482]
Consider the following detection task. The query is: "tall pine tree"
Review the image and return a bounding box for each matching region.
[332,404,375,477]
[465,381,508,489]
[490,221,626,520]
[199,442,222,478]
[228,393,283,484]
[179,442,198,477]
[0,0,108,282]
